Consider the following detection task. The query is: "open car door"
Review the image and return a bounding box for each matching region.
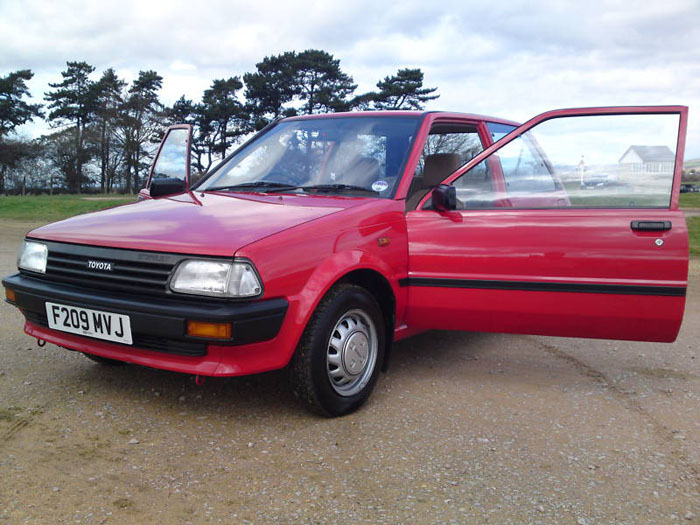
[405,106,689,342]
[138,124,193,201]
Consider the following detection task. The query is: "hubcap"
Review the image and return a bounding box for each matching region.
[326,309,378,396]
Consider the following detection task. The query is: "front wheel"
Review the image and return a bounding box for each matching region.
[291,284,385,417]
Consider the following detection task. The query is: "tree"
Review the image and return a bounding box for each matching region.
[166,95,210,174]
[2,138,48,195]
[168,95,198,126]
[0,69,42,193]
[200,77,247,161]
[244,51,299,129]
[243,50,357,124]
[44,61,97,192]
[293,49,356,114]
[357,68,439,110]
[0,69,42,138]
[39,128,81,193]
[92,68,126,192]
[118,70,163,192]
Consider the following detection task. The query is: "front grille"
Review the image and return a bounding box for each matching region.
[38,241,177,296]
[23,310,207,357]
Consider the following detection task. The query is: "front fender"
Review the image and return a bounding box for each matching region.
[292,248,404,329]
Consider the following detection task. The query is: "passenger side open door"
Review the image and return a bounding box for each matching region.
[405,106,689,343]
[138,124,193,201]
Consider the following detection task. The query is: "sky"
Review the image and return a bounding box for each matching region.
[1,0,699,158]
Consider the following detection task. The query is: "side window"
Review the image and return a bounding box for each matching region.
[151,128,189,184]
[408,124,484,209]
[452,113,680,209]
[486,122,515,143]
[497,134,558,194]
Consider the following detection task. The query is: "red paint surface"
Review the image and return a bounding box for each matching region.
[406,208,688,342]
[28,192,364,256]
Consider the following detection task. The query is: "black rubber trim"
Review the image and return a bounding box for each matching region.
[630,220,672,231]
[2,273,288,346]
[398,277,686,297]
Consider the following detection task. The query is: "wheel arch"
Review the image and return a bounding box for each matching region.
[286,251,400,371]
[336,268,395,370]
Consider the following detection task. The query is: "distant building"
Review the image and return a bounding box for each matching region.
[619,145,675,174]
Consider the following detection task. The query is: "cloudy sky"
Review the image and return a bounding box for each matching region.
[1,0,699,158]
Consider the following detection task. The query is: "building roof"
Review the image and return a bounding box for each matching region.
[620,145,675,163]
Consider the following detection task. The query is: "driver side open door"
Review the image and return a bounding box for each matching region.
[138,124,193,201]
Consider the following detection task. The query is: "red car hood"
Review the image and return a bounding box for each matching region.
[28,192,359,257]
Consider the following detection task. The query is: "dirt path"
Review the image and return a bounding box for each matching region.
[1,222,698,523]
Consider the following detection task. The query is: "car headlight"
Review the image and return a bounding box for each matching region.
[18,240,48,274]
[170,259,262,298]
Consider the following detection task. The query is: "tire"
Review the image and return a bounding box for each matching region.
[291,284,385,417]
[83,353,126,366]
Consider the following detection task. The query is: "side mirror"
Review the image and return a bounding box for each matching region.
[432,184,457,211]
[150,177,186,198]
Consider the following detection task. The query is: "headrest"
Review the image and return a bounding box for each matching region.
[423,153,461,187]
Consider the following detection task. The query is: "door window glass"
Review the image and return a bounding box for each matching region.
[152,128,188,183]
[452,113,680,209]
[486,122,516,143]
[408,125,484,208]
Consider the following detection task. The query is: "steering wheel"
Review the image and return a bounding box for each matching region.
[263,170,305,186]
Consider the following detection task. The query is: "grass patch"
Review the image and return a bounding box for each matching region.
[680,191,700,208]
[688,216,700,257]
[0,194,135,222]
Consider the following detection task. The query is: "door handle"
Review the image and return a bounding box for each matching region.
[630,220,672,231]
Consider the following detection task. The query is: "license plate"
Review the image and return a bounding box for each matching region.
[45,302,132,345]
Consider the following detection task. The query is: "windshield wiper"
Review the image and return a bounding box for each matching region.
[205,181,298,193]
[300,184,378,195]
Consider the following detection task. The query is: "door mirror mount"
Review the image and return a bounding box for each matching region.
[432,184,457,211]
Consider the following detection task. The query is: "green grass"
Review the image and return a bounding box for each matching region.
[0,194,135,222]
[689,217,700,257]
[679,191,700,208]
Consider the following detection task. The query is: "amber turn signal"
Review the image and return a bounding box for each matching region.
[186,320,232,339]
[4,287,15,303]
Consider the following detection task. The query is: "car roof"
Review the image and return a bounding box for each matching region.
[283,110,521,127]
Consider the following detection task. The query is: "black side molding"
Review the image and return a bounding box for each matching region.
[398,277,686,297]
[631,220,672,231]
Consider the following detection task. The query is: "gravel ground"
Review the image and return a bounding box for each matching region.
[0,220,698,524]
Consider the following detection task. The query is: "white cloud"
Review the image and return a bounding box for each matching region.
[1,0,699,157]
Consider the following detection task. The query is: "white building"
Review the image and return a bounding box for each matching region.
[619,145,675,174]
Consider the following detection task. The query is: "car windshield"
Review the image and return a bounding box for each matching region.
[198,116,420,197]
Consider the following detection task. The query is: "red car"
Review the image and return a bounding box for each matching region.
[3,106,689,416]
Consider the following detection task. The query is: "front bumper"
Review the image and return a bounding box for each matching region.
[3,273,288,358]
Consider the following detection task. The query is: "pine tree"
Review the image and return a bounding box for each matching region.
[243,52,299,129]
[294,50,356,114]
[356,68,439,111]
[0,69,42,193]
[44,61,96,192]
[119,70,163,192]
[92,68,126,192]
[200,77,247,161]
